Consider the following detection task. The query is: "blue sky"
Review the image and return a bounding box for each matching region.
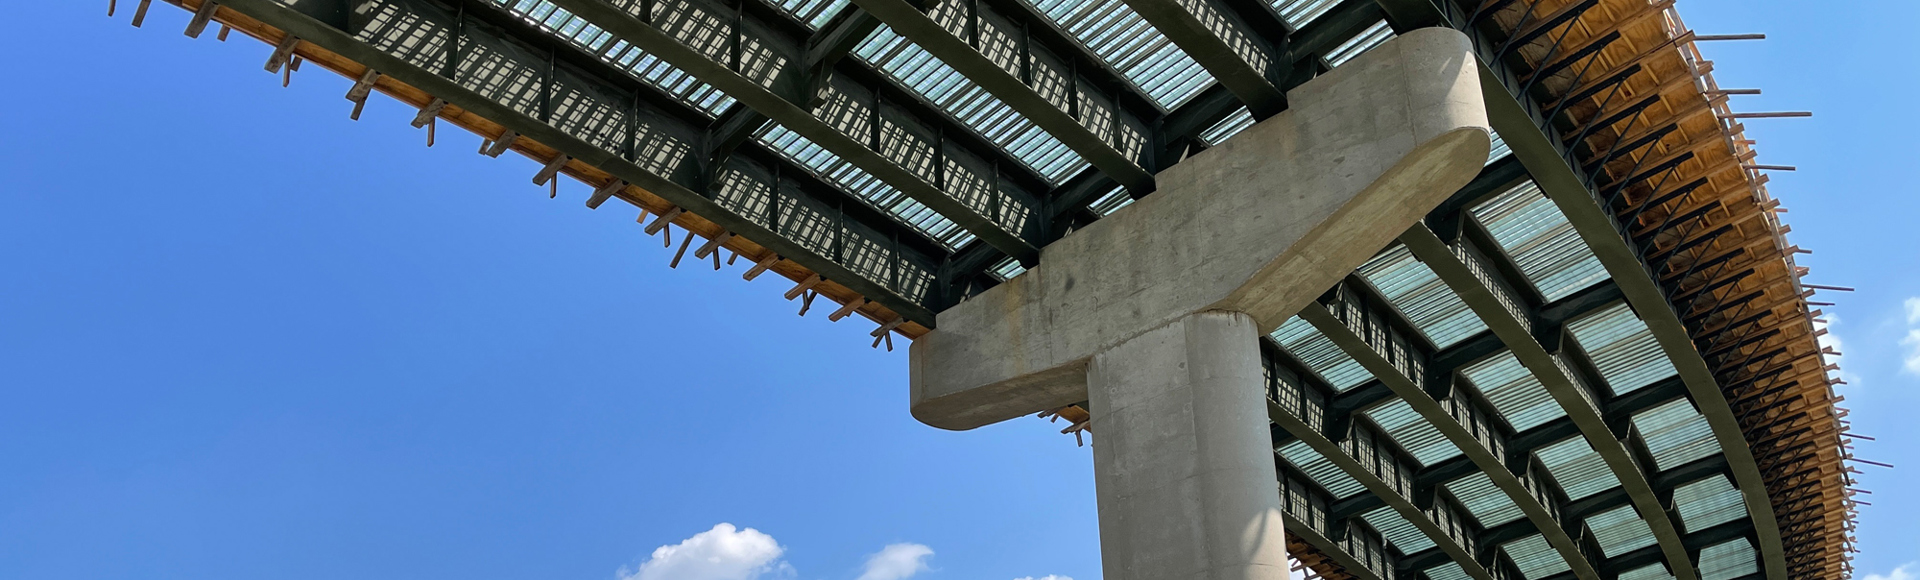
[0,2,1912,580]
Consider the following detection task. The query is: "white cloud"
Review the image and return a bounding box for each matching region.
[1817,313,1845,353]
[1013,576,1072,580]
[856,543,934,580]
[1864,562,1917,580]
[621,524,789,580]
[1902,298,1920,376]
[1815,314,1861,386]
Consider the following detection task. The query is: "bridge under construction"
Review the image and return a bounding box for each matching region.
[115,0,1855,578]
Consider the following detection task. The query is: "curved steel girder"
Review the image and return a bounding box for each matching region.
[1298,300,1604,580]
[847,0,1156,193]
[1360,0,1786,575]
[1468,27,1788,580]
[1400,221,1699,580]
[544,0,1043,264]
[1118,0,1289,117]
[1268,379,1497,580]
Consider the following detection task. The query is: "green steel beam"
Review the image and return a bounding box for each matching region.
[1400,221,1699,580]
[848,0,1158,194]
[203,0,945,325]
[545,0,1043,265]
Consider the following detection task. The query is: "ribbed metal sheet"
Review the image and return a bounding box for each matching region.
[855,26,1090,182]
[1462,353,1565,432]
[1586,503,1657,557]
[1326,21,1393,67]
[1445,472,1526,529]
[1699,539,1760,580]
[1503,533,1573,580]
[1535,435,1622,501]
[758,125,975,248]
[1423,562,1474,580]
[1272,0,1343,27]
[1281,439,1367,498]
[491,1,992,251]
[1359,245,1488,349]
[499,1,733,114]
[1368,399,1464,466]
[1674,474,1748,532]
[1632,400,1719,471]
[1617,564,1678,580]
[767,0,851,28]
[1273,316,1373,392]
[1567,302,1677,396]
[1486,130,1511,166]
[1471,181,1612,302]
[1200,108,1256,145]
[1363,505,1437,555]
[1025,0,1215,108]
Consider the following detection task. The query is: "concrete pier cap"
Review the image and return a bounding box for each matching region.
[909,27,1492,431]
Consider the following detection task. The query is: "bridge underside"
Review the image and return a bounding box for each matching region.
[123,0,1853,578]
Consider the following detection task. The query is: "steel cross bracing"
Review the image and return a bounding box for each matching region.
[224,0,1411,314]
[136,0,1801,577]
[532,0,1052,265]
[1401,215,1696,579]
[192,0,984,326]
[1350,0,1788,578]
[1246,151,1774,580]
[1297,278,1604,580]
[946,0,1395,292]
[1270,271,1764,580]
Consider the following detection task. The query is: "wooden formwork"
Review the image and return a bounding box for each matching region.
[1476,0,1852,576]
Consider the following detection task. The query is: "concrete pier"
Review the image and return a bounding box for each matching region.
[906,27,1492,580]
[1089,311,1287,580]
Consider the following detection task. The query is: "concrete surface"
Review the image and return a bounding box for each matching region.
[909,27,1492,430]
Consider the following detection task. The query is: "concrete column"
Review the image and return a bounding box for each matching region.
[1089,311,1288,580]
[909,28,1491,432]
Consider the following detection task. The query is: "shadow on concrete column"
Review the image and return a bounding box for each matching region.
[1090,311,1289,580]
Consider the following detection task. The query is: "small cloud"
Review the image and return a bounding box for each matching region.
[1903,298,1920,376]
[1816,314,1861,386]
[1817,313,1844,353]
[1865,562,1917,580]
[620,523,789,580]
[856,543,934,580]
[1013,576,1072,580]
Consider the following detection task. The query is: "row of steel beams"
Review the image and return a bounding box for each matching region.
[1119,0,1288,117]
[1051,0,1387,199]
[1266,343,1505,580]
[1265,160,1555,580]
[1400,216,1699,580]
[544,0,1045,264]
[945,0,1391,291]
[849,0,1157,194]
[548,0,1399,294]
[1287,264,1762,580]
[1297,278,1605,580]
[210,0,968,325]
[1388,0,1791,575]
[1277,456,1397,580]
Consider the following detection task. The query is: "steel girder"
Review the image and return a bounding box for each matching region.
[201,0,965,325]
[942,0,1391,293]
[1361,0,1787,577]
[1400,218,1698,580]
[538,0,1048,264]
